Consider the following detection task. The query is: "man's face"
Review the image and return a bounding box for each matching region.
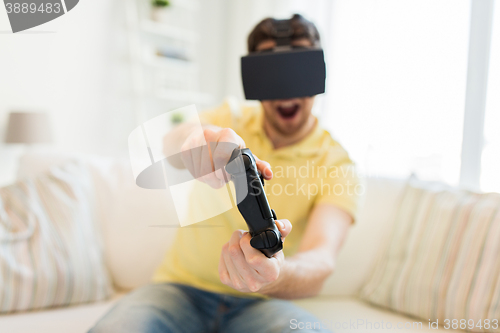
[257,38,316,136]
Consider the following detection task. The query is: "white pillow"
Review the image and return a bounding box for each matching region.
[17,151,179,291]
[0,161,113,313]
[360,178,500,332]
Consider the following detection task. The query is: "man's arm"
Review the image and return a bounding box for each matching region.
[219,203,352,299]
[261,204,352,299]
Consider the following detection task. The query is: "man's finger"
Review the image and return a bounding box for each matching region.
[218,251,230,285]
[254,155,273,180]
[223,249,246,291]
[275,219,292,239]
[211,141,237,183]
[228,231,261,287]
[240,232,272,269]
[199,144,213,176]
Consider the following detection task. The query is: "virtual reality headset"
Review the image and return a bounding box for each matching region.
[241,19,326,101]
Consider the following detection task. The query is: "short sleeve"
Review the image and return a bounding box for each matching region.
[314,160,361,223]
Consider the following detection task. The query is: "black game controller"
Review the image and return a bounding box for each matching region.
[225,148,283,258]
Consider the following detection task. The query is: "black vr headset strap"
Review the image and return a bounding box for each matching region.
[272,19,293,47]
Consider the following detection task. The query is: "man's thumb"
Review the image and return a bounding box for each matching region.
[275,219,292,239]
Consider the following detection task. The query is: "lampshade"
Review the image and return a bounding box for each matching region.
[5,112,53,144]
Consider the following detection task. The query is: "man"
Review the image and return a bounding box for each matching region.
[91,14,359,333]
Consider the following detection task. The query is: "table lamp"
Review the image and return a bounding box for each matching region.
[5,112,53,145]
[1,112,53,185]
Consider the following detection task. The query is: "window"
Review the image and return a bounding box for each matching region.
[321,0,471,185]
[481,2,500,193]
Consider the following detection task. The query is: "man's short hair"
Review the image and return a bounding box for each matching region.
[247,14,321,53]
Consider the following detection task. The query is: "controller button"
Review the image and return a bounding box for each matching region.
[265,230,278,248]
[264,233,270,248]
[250,233,267,249]
[271,209,277,220]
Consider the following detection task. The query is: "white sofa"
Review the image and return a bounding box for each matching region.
[0,153,448,333]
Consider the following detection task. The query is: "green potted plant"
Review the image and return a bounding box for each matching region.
[151,0,170,22]
[152,0,169,7]
[170,112,184,125]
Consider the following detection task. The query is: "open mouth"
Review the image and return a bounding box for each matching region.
[277,103,300,119]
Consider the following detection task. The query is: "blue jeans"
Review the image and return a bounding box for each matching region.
[89,283,330,333]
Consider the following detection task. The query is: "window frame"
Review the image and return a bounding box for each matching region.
[459,0,495,190]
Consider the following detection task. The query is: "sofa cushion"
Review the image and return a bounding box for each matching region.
[360,179,500,332]
[320,177,406,296]
[17,151,177,291]
[0,162,113,313]
[0,294,119,333]
[295,297,448,332]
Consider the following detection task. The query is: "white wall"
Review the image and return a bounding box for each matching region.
[2,1,493,190]
[0,0,134,157]
[0,0,333,158]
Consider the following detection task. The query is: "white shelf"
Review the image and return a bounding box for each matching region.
[156,88,213,104]
[140,20,198,42]
[169,0,201,11]
[143,53,197,72]
[145,59,198,74]
[126,0,213,116]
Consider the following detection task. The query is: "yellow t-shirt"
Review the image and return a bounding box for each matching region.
[153,100,360,297]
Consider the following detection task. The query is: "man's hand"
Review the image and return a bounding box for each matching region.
[180,127,272,189]
[218,219,292,293]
